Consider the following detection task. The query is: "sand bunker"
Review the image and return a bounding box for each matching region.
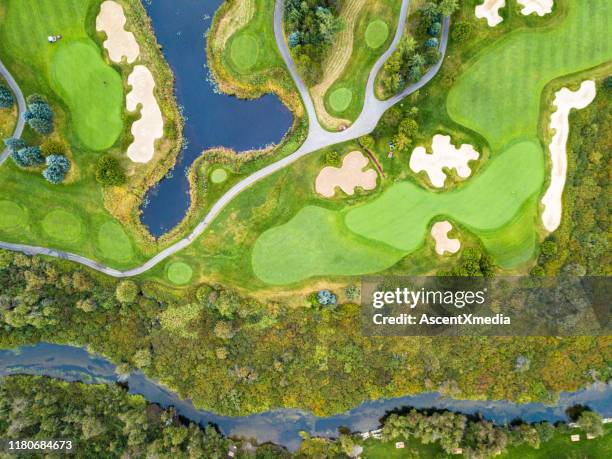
[126,65,164,163]
[541,80,596,232]
[475,0,506,27]
[431,221,460,255]
[96,1,140,64]
[409,135,480,188]
[517,0,553,16]
[315,151,377,198]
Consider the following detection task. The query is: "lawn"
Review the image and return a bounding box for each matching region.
[447,0,612,151]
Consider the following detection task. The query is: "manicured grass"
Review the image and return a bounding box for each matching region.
[251,140,543,283]
[97,221,133,263]
[166,261,193,285]
[42,209,83,243]
[49,39,124,150]
[210,168,228,184]
[447,0,612,151]
[229,34,259,71]
[365,19,389,49]
[328,87,353,112]
[0,200,26,232]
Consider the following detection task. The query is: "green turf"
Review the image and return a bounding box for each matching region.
[252,140,544,283]
[447,0,612,151]
[50,39,124,150]
[365,20,389,49]
[230,34,259,71]
[0,200,27,232]
[42,209,83,243]
[328,87,353,112]
[166,261,193,285]
[97,221,133,263]
[210,168,228,184]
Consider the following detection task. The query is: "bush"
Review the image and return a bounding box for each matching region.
[424,37,439,48]
[359,135,375,151]
[540,240,558,257]
[452,21,473,43]
[325,150,340,166]
[42,154,71,184]
[425,48,442,65]
[428,22,441,36]
[95,156,126,186]
[0,85,13,109]
[604,76,612,91]
[115,280,139,304]
[11,146,44,168]
[317,290,337,306]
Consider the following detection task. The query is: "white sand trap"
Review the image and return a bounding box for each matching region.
[517,0,553,16]
[541,80,596,232]
[126,65,164,163]
[475,0,506,27]
[96,1,140,64]
[409,135,480,188]
[315,151,377,198]
[431,221,460,255]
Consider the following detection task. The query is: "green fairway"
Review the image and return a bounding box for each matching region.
[42,209,83,243]
[50,40,124,150]
[166,261,193,285]
[230,34,259,71]
[97,221,133,263]
[252,206,404,285]
[328,87,353,112]
[252,141,544,283]
[0,200,27,232]
[447,0,612,151]
[210,168,228,184]
[365,20,389,49]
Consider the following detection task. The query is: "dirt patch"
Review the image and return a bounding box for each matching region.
[96,0,140,64]
[315,150,377,198]
[475,0,506,27]
[541,80,596,232]
[431,221,460,255]
[517,0,553,16]
[126,65,164,163]
[312,0,367,129]
[409,134,480,188]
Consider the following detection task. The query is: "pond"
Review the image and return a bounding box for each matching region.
[1,343,610,451]
[140,0,293,237]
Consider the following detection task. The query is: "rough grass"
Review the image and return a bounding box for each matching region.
[0,76,16,138]
[447,0,612,151]
[229,34,259,71]
[42,209,83,243]
[166,261,193,285]
[0,200,26,232]
[50,39,124,150]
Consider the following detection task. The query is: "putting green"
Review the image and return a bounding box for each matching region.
[447,0,611,150]
[97,221,133,263]
[365,20,389,49]
[230,34,259,71]
[49,40,124,150]
[167,261,193,285]
[0,200,26,232]
[329,87,353,113]
[252,140,544,284]
[210,168,228,184]
[42,209,82,243]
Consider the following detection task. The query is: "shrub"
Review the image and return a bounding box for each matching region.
[41,139,67,157]
[425,37,439,48]
[359,135,375,151]
[288,31,301,48]
[425,48,442,65]
[0,85,13,109]
[95,156,126,186]
[11,146,44,168]
[317,290,337,306]
[42,154,71,184]
[452,21,473,43]
[604,76,612,91]
[530,265,545,277]
[325,150,340,166]
[115,280,139,304]
[540,240,558,257]
[428,22,441,36]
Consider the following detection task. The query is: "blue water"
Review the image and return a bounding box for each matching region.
[140,0,293,236]
[1,343,611,451]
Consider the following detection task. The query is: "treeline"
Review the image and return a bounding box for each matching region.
[284,0,342,85]
[0,250,610,417]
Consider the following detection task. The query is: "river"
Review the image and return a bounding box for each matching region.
[140,0,293,237]
[1,343,610,451]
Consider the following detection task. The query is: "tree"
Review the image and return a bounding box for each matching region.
[133,348,152,368]
[317,290,337,306]
[76,298,97,313]
[359,135,375,151]
[577,411,604,437]
[540,240,558,257]
[419,2,441,28]
[43,154,70,184]
[288,31,301,48]
[399,118,419,138]
[0,84,13,109]
[95,155,126,186]
[12,146,44,168]
[425,37,439,48]
[115,280,139,303]
[214,321,234,340]
[438,0,459,17]
[3,137,27,153]
[452,22,473,43]
[428,22,442,36]
[325,150,340,166]
[393,132,411,153]
[24,100,54,135]
[425,48,442,65]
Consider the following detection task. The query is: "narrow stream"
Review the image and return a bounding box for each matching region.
[140,0,293,236]
[1,343,610,451]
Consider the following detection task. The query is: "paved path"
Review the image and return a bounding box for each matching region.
[0,58,26,165]
[0,0,450,277]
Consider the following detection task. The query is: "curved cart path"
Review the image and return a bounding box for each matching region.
[0,58,26,165]
[0,0,450,277]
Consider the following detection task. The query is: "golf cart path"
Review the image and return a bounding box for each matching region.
[0,58,26,165]
[0,0,450,277]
